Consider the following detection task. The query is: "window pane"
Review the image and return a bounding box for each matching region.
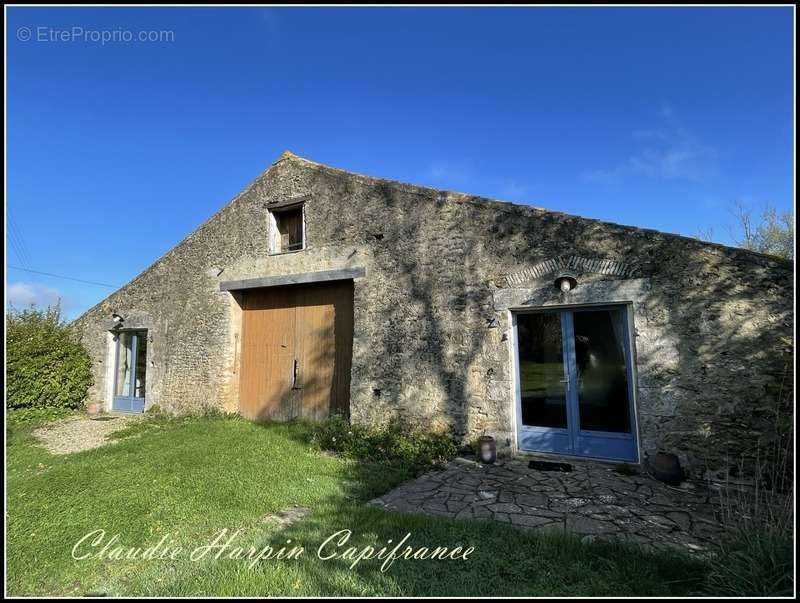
[517,313,567,429]
[573,308,631,433]
[134,333,147,398]
[114,332,133,397]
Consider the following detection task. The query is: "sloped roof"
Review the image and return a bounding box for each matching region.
[271,150,792,265]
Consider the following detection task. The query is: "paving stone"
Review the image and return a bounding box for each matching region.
[520,508,563,519]
[605,504,634,517]
[488,502,522,514]
[666,511,691,531]
[409,477,441,488]
[498,491,515,503]
[390,501,424,513]
[510,514,557,528]
[576,504,604,515]
[441,486,477,495]
[641,515,678,530]
[593,487,616,498]
[566,515,618,535]
[515,493,549,508]
[446,500,470,513]
[369,457,726,552]
[457,477,482,487]
[650,494,677,506]
[550,498,591,512]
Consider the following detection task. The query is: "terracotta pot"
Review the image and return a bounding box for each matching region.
[86,402,99,416]
[651,451,684,485]
[478,436,496,464]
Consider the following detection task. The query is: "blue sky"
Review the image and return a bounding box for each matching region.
[6,7,795,319]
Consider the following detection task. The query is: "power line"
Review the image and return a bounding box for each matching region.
[6,229,25,267]
[7,221,31,269]
[7,214,34,269]
[8,265,120,288]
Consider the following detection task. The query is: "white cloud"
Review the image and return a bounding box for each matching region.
[7,282,64,310]
[583,104,718,183]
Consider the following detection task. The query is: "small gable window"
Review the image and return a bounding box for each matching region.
[268,204,305,254]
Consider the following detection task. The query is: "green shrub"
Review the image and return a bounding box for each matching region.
[198,406,239,420]
[311,415,458,475]
[6,405,78,427]
[6,304,93,411]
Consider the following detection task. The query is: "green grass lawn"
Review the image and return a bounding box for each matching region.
[6,414,706,596]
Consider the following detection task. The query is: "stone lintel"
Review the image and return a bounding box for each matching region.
[219,267,366,292]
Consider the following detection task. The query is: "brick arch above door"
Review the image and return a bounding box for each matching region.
[505,256,636,287]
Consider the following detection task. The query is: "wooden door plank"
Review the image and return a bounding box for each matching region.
[294,284,336,421]
[239,287,296,420]
[239,281,354,422]
[331,281,354,417]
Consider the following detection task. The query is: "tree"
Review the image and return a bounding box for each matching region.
[731,201,794,260]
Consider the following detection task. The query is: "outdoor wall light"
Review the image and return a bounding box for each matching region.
[110,313,125,334]
[554,273,578,293]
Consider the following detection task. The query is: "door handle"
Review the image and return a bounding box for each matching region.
[560,378,570,392]
[291,359,302,390]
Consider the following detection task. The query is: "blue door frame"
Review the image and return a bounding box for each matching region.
[112,330,146,413]
[513,305,639,462]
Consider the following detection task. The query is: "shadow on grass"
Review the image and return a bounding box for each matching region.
[7,415,706,597]
[224,420,707,597]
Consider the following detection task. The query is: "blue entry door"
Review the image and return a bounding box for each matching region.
[514,306,638,462]
[112,330,147,412]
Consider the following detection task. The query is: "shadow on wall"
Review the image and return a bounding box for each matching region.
[365,184,489,439]
[357,179,793,481]
[633,248,793,483]
[549,217,793,481]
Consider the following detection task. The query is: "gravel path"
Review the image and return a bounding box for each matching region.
[33,414,144,455]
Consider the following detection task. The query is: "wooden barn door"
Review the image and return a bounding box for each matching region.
[239,281,353,421]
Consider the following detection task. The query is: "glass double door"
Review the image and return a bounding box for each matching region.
[514,306,637,461]
[113,330,147,412]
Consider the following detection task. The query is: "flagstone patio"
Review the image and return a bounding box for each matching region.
[368,457,726,554]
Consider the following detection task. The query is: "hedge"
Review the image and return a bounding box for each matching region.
[6,304,93,411]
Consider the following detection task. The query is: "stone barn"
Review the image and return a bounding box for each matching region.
[72,151,793,479]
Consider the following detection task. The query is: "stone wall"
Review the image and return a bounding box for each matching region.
[73,152,794,480]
